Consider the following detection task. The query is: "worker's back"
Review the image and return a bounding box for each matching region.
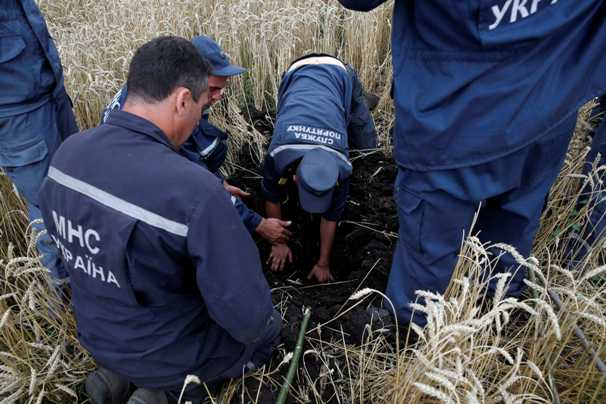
[386,0,606,170]
[272,56,353,157]
[268,55,379,180]
[39,110,275,390]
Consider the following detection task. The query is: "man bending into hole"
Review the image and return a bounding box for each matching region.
[262,53,378,283]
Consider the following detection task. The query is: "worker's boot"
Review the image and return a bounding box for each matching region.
[126,388,169,404]
[85,367,131,404]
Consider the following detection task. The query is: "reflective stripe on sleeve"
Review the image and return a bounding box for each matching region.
[200,137,220,157]
[269,144,352,168]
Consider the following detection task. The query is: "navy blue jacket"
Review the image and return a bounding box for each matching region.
[102,87,263,233]
[263,55,377,220]
[340,0,606,170]
[0,0,65,116]
[39,111,275,389]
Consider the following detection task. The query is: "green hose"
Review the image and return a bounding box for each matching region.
[276,308,311,404]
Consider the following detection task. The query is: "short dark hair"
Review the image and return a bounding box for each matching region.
[126,36,211,103]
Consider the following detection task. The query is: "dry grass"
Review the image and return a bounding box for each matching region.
[40,0,393,164]
[0,1,604,403]
[0,177,93,403]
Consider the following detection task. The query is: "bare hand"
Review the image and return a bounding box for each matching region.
[256,218,292,244]
[268,243,293,272]
[224,181,250,198]
[307,263,334,283]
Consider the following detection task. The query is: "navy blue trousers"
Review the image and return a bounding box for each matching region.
[153,310,280,404]
[387,115,577,325]
[1,91,78,282]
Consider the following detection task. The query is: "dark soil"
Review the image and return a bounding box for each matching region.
[225,107,398,402]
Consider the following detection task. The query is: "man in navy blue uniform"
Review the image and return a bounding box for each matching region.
[102,35,291,245]
[39,36,280,404]
[339,0,606,324]
[0,0,79,284]
[263,54,377,283]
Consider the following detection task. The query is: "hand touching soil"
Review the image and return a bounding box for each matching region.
[268,243,293,271]
[307,262,334,283]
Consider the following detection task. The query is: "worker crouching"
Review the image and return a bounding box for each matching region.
[39,36,280,404]
[263,54,378,283]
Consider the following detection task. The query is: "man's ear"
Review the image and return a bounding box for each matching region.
[174,87,192,115]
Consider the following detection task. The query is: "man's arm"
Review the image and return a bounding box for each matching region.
[307,218,337,283]
[231,195,291,243]
[262,157,293,270]
[307,179,350,282]
[230,194,262,233]
[338,0,387,12]
[188,188,276,345]
[266,200,283,219]
[265,199,293,271]
[262,155,288,222]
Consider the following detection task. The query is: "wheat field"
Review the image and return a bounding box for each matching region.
[0,1,604,403]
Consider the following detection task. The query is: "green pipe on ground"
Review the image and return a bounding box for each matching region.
[276,308,311,404]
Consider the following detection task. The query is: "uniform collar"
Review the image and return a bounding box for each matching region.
[105,110,176,150]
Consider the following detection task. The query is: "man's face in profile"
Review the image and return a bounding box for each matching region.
[207,75,228,106]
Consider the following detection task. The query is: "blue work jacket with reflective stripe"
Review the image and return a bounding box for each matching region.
[340,0,606,170]
[102,87,263,233]
[263,56,377,220]
[267,56,377,181]
[0,0,65,116]
[39,111,274,389]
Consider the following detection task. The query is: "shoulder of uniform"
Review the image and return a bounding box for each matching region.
[55,127,97,151]
[181,170,232,228]
[170,154,223,189]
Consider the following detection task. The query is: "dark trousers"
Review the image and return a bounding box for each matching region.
[387,115,577,325]
[0,91,78,282]
[145,310,281,404]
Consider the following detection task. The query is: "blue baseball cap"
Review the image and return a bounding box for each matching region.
[296,149,339,214]
[191,35,246,77]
